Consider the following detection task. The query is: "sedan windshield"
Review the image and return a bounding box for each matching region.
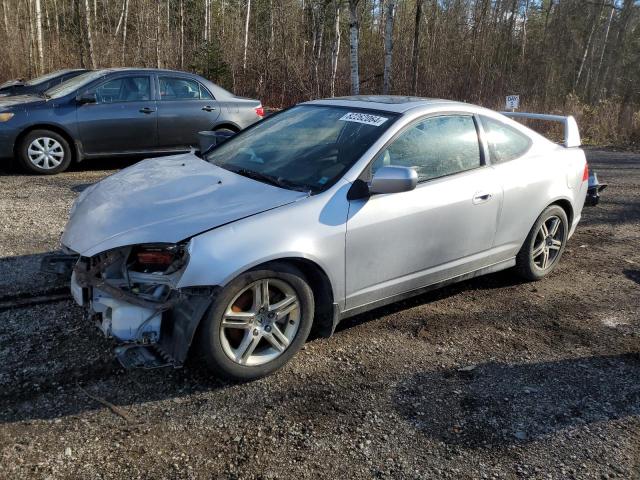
[206,105,398,193]
[44,70,107,99]
[26,70,69,86]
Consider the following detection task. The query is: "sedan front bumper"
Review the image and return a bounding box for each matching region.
[0,127,17,159]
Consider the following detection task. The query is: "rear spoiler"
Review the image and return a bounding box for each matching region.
[500,112,581,148]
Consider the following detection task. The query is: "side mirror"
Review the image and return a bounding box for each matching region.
[369,166,418,195]
[76,92,97,104]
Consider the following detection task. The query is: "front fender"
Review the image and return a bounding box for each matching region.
[176,181,351,308]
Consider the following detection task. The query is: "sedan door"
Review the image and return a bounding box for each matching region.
[156,76,221,149]
[344,114,503,310]
[76,74,158,154]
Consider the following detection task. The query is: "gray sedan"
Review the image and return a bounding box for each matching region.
[56,96,589,380]
[0,68,263,174]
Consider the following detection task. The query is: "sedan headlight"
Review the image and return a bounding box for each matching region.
[0,112,14,122]
[128,244,188,274]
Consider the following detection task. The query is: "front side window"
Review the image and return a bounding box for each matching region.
[372,115,481,182]
[481,116,532,164]
[206,105,398,192]
[94,76,151,103]
[160,77,211,100]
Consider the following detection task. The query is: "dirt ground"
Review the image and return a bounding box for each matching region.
[0,150,638,480]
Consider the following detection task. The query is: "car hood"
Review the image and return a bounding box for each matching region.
[0,94,44,108]
[62,153,308,256]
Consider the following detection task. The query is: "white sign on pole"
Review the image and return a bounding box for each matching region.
[506,95,520,110]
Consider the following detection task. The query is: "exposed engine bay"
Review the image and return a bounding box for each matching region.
[60,244,216,369]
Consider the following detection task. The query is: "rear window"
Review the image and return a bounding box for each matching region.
[481,116,531,164]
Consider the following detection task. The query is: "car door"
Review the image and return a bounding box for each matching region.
[344,114,503,310]
[156,75,221,149]
[76,74,157,155]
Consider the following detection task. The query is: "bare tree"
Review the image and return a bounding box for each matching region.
[155,0,160,67]
[179,0,183,69]
[82,0,96,67]
[243,0,251,72]
[575,0,605,91]
[121,0,128,65]
[2,0,9,35]
[330,0,341,97]
[410,0,422,95]
[382,0,395,95]
[348,0,359,94]
[34,0,43,74]
[204,0,209,42]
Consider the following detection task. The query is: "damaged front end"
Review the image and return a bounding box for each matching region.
[68,244,216,369]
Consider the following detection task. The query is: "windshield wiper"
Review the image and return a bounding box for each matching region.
[228,168,308,192]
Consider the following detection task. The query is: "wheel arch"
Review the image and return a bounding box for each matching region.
[212,121,241,133]
[14,123,80,163]
[549,198,574,227]
[248,257,337,338]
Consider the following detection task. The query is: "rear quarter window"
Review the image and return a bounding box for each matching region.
[481,116,532,164]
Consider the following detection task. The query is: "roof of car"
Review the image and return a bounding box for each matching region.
[93,67,206,75]
[306,95,466,113]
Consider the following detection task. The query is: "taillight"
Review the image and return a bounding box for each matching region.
[255,106,265,117]
[582,163,589,182]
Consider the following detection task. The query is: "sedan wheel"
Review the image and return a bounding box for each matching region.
[19,129,72,174]
[515,205,569,281]
[198,263,314,380]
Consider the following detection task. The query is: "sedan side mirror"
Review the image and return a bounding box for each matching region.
[369,166,418,195]
[76,92,97,104]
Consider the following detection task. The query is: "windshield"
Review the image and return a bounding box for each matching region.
[206,105,398,193]
[44,70,107,99]
[26,70,69,86]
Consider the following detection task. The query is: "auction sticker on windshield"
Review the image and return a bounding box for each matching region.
[339,112,388,126]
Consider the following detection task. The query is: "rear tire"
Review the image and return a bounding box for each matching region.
[18,129,72,174]
[515,205,569,281]
[198,263,314,381]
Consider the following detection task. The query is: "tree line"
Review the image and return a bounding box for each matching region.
[0,0,638,144]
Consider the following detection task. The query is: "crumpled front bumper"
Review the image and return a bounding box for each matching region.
[43,251,217,369]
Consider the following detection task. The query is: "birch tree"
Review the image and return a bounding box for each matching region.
[243,0,251,72]
[121,0,128,65]
[348,0,359,95]
[34,0,43,74]
[330,0,341,97]
[83,0,96,68]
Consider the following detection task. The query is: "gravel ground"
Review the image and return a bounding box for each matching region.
[0,150,639,479]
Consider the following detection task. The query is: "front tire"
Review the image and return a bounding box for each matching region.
[198,263,314,380]
[18,129,72,174]
[515,205,569,281]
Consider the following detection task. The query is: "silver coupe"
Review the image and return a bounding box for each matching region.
[56,96,589,380]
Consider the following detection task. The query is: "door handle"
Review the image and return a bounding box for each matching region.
[202,105,217,112]
[139,107,155,114]
[472,192,492,204]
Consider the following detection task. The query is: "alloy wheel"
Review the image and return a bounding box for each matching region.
[27,137,65,169]
[532,215,564,270]
[219,278,301,366]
